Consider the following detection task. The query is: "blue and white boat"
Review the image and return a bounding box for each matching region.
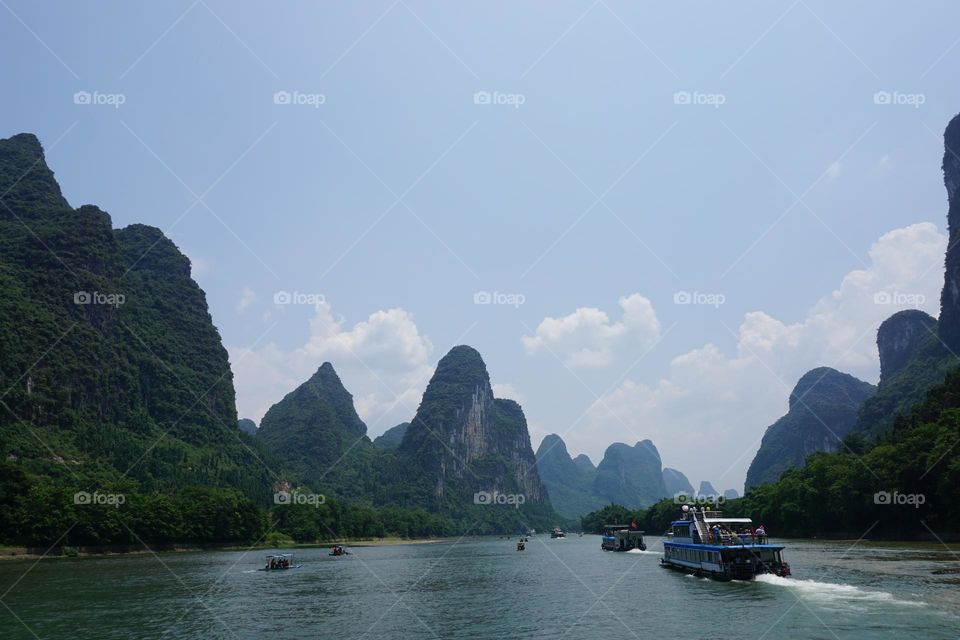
[660,505,790,580]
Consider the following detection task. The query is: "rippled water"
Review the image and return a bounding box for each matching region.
[1,536,958,639]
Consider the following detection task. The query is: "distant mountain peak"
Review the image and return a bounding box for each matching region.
[0,133,68,213]
[747,367,875,490]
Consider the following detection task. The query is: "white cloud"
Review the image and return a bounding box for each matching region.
[229,301,433,432]
[569,223,946,493]
[522,294,661,368]
[492,383,525,404]
[236,287,256,313]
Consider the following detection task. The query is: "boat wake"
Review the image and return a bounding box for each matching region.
[625,549,661,555]
[754,574,926,608]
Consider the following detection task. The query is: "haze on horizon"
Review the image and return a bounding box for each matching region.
[3,0,960,490]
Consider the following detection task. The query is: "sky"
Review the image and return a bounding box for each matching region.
[2,0,959,492]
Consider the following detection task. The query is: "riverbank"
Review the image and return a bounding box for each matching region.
[0,537,450,561]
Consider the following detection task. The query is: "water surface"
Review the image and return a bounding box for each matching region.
[1,536,957,639]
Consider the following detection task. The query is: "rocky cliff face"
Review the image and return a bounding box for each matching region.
[852,115,960,438]
[593,440,668,509]
[939,114,960,351]
[534,433,603,518]
[746,367,875,490]
[878,310,937,384]
[0,132,271,498]
[398,346,549,506]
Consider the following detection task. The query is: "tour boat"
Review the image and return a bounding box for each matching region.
[550,527,566,539]
[601,524,646,552]
[660,505,789,580]
[262,553,301,570]
[329,545,349,556]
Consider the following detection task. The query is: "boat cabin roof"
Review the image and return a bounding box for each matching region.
[703,518,752,524]
[266,553,294,559]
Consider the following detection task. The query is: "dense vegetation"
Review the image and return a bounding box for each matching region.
[0,460,454,547]
[726,365,960,537]
[0,134,467,549]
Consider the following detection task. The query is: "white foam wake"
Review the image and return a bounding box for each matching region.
[625,549,661,555]
[755,574,925,607]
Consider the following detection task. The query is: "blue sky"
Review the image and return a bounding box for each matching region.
[3,1,959,491]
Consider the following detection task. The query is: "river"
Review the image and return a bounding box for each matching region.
[1,535,957,639]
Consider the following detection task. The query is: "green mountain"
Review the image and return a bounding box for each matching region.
[697,480,719,496]
[238,418,258,436]
[852,116,960,439]
[390,346,556,530]
[256,362,377,500]
[0,133,273,500]
[592,440,668,509]
[573,454,595,474]
[662,467,694,495]
[373,422,409,450]
[745,367,876,490]
[727,113,960,538]
[534,434,604,519]
[853,311,956,439]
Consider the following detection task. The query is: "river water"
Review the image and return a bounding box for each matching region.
[1,535,958,639]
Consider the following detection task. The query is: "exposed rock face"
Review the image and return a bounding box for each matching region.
[940,114,960,352]
[398,346,548,506]
[257,362,376,497]
[746,367,876,490]
[662,467,694,495]
[373,422,409,450]
[535,434,603,518]
[593,440,668,509]
[723,489,740,500]
[878,310,937,384]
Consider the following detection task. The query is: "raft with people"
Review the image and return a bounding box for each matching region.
[262,553,302,570]
[660,505,789,580]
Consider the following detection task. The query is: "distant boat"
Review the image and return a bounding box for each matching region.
[600,524,646,551]
[660,505,790,580]
[550,527,566,539]
[516,540,526,551]
[262,553,301,570]
[329,545,349,556]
